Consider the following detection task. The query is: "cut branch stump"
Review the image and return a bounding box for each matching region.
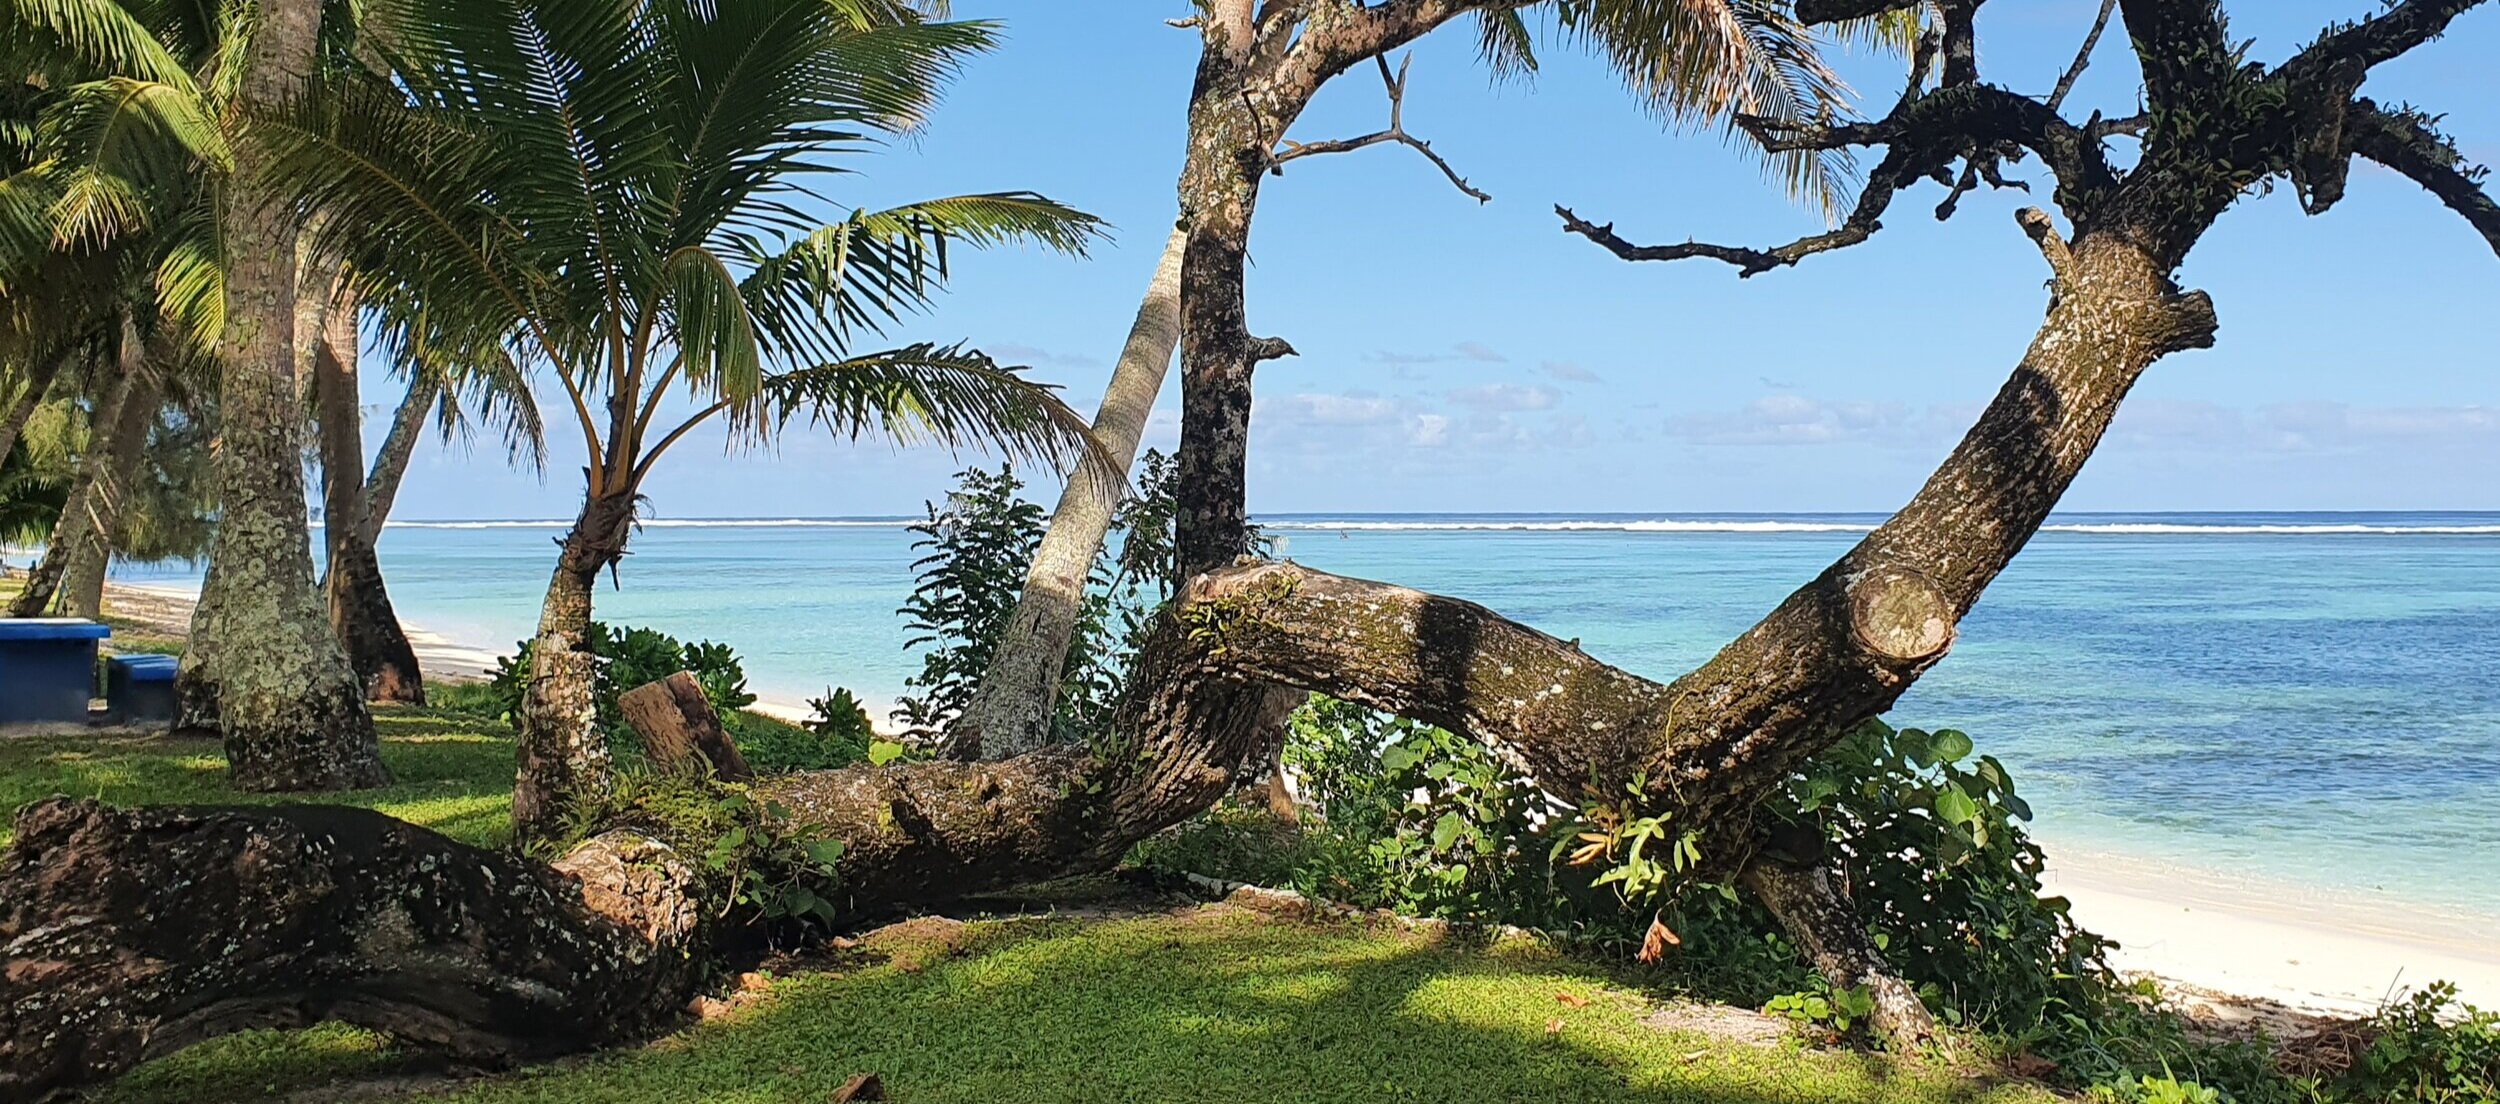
[620,671,752,782]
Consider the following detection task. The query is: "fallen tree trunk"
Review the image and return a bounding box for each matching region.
[0,800,704,1102]
[0,212,2218,1089]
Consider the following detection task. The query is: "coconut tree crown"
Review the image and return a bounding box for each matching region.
[268,0,1110,505]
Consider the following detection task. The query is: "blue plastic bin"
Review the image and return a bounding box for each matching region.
[106,653,179,725]
[0,619,112,725]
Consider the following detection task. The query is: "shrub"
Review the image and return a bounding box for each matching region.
[891,451,1212,743]
[1278,696,1582,925]
[488,622,758,760]
[2336,983,2500,1103]
[1761,719,2117,1035]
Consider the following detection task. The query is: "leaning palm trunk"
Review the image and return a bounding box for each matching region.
[0,347,73,477]
[313,287,424,703]
[510,488,638,843]
[952,226,1186,759]
[60,367,162,620]
[179,0,387,791]
[358,371,438,548]
[9,321,145,619]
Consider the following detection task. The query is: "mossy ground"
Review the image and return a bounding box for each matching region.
[2,693,2058,1104]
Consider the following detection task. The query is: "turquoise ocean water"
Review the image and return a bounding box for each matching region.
[113,511,2500,919]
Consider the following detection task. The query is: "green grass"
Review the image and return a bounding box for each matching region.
[5,693,2054,1104]
[0,700,519,850]
[91,908,2054,1104]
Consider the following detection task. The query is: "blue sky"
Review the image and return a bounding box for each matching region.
[375,1,2500,521]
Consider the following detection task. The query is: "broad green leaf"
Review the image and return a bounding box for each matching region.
[1934,786,1980,825]
[1931,730,1975,763]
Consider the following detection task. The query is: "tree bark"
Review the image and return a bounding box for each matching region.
[314,286,426,704]
[0,345,73,478]
[1172,58,1282,580]
[511,489,639,846]
[952,226,1188,760]
[360,371,438,548]
[182,0,388,791]
[9,320,144,619]
[1741,853,1940,1049]
[60,362,160,621]
[0,799,707,1104]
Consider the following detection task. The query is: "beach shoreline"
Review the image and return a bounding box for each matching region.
[86,578,2500,1018]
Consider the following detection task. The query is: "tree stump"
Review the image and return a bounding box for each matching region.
[619,671,753,782]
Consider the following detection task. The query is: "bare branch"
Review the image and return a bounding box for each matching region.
[2347,99,2500,256]
[2049,0,2121,111]
[1555,146,1917,277]
[1270,53,1492,203]
[2090,111,2150,139]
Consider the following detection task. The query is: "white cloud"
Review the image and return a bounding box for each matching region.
[1657,394,2500,455]
[1271,391,1404,426]
[989,343,1104,370]
[1368,341,1508,366]
[2104,399,2500,453]
[1665,395,1930,446]
[1447,383,1561,412]
[1407,413,1451,447]
[1542,361,1603,383]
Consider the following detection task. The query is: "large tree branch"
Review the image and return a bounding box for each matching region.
[2292,0,2492,74]
[2118,0,2236,111]
[1794,0,1922,23]
[1559,83,2118,276]
[2347,99,2500,256]
[1270,0,1530,98]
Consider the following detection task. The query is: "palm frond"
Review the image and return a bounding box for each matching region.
[37,76,230,249]
[0,0,198,86]
[661,243,763,405]
[739,192,1103,366]
[752,341,1112,483]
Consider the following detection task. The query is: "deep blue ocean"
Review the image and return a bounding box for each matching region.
[113,511,2500,919]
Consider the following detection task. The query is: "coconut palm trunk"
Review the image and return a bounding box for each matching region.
[0,346,73,476]
[510,486,638,841]
[359,371,438,548]
[59,351,162,620]
[9,319,144,618]
[179,0,387,791]
[952,226,1186,759]
[313,287,425,703]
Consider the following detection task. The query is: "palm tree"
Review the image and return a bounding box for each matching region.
[271,0,1109,841]
[3,0,393,789]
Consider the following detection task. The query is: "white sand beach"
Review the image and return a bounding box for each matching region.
[2043,849,2500,1015]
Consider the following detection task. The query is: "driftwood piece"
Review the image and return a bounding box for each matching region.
[619,671,752,782]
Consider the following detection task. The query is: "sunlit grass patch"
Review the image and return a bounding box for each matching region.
[97,1023,402,1104]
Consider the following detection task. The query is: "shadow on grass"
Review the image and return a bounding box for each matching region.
[104,908,2049,1104]
[0,706,517,849]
